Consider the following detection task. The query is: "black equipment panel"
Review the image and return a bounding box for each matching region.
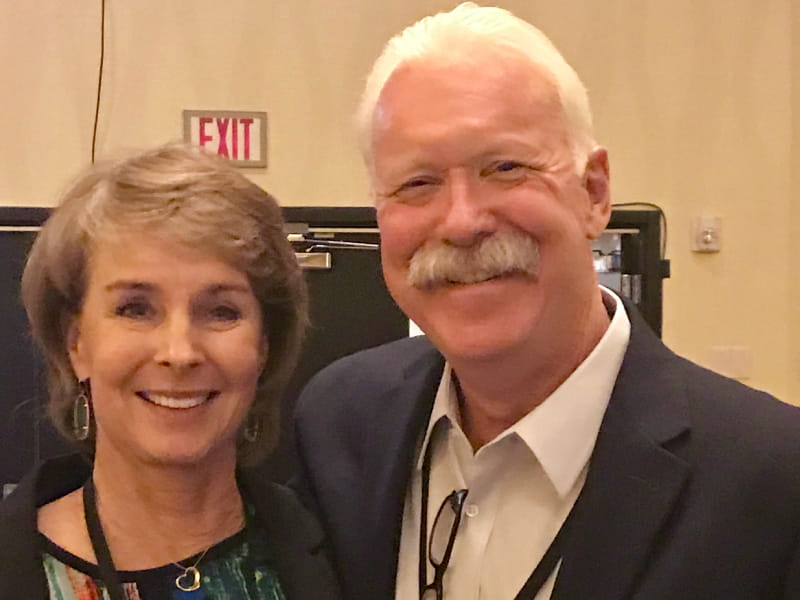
[0,206,664,487]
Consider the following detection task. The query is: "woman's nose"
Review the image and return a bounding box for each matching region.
[154,315,203,370]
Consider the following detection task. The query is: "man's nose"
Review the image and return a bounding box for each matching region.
[154,314,203,370]
[436,172,497,247]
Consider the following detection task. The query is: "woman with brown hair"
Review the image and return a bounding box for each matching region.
[0,144,340,600]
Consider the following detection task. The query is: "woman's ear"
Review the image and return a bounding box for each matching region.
[67,317,88,380]
[258,336,270,372]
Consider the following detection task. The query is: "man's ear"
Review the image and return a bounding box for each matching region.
[66,318,88,380]
[581,147,612,239]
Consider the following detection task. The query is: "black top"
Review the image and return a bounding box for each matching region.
[0,454,342,600]
[40,524,286,598]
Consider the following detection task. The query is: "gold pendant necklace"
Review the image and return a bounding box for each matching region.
[172,547,210,592]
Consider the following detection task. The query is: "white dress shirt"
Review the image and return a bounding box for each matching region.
[395,288,631,600]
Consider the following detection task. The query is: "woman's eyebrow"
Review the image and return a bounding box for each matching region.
[203,283,254,296]
[103,281,156,293]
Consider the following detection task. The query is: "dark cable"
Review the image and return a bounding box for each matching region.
[91,0,106,163]
[612,202,668,259]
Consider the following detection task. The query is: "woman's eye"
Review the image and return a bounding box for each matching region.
[114,300,153,319]
[209,305,241,322]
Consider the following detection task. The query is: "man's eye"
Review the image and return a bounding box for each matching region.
[114,301,153,319]
[484,161,525,175]
[497,161,522,172]
[384,176,441,205]
[396,177,434,193]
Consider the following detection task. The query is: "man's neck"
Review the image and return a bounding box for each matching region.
[451,294,611,451]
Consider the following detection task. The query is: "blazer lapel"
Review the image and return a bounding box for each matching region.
[555,307,691,600]
[361,342,444,598]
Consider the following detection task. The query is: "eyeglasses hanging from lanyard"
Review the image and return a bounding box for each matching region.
[418,433,469,600]
[415,429,575,600]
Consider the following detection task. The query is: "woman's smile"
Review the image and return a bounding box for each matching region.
[136,390,220,410]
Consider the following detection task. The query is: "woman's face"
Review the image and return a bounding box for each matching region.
[68,232,266,469]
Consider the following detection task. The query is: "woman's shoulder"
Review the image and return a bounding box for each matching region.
[238,469,343,600]
[240,471,323,544]
[0,455,89,597]
[36,487,80,531]
[37,488,95,562]
[0,454,90,550]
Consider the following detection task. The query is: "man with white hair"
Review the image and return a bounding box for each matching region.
[293,4,800,599]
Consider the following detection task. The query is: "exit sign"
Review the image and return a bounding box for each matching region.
[183,110,267,168]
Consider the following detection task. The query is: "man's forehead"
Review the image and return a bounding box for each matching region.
[372,57,564,148]
[383,52,555,94]
[376,56,560,123]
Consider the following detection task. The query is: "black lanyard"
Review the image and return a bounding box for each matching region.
[418,433,435,596]
[82,478,127,600]
[512,514,572,600]
[417,431,576,600]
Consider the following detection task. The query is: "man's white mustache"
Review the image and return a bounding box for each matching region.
[407,230,539,289]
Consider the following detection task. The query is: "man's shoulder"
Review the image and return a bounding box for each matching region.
[619,315,800,465]
[677,354,800,448]
[624,304,798,421]
[636,340,800,479]
[303,335,440,393]
[294,335,442,426]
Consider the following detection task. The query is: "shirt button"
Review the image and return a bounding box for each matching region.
[465,504,479,517]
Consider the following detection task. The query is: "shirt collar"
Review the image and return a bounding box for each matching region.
[415,362,456,470]
[416,287,631,498]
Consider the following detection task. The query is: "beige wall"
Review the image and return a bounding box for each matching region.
[791,0,800,404]
[1,0,796,402]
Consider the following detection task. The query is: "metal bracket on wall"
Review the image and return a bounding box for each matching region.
[295,252,332,270]
[288,232,379,270]
[287,233,378,251]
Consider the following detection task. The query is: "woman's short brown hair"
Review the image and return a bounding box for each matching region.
[21,143,308,465]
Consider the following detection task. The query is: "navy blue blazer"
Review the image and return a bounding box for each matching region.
[293,304,800,599]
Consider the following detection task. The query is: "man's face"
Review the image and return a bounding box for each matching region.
[372,57,610,365]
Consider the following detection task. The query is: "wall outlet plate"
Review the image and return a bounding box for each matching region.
[691,216,721,252]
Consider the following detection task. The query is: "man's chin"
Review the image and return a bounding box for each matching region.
[421,316,537,365]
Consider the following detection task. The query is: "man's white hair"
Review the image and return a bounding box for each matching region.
[357,2,596,175]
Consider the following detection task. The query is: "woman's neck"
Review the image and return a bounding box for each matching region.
[89,446,245,570]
